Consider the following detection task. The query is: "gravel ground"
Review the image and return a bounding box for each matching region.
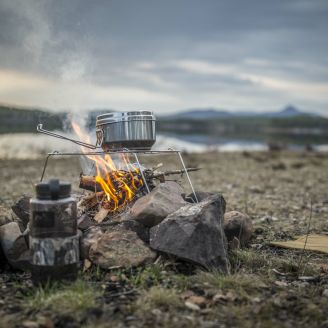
[1,151,328,327]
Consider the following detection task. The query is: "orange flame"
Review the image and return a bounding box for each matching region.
[71,121,143,212]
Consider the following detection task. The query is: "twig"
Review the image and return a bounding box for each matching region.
[297,198,313,274]
[148,167,200,179]
[108,289,138,298]
[243,187,248,215]
[151,163,163,172]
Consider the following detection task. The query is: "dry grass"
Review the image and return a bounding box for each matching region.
[133,286,183,314]
[26,279,100,317]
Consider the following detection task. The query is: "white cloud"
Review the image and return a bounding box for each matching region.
[0,69,177,111]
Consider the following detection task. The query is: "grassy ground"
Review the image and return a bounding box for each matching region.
[0,151,328,327]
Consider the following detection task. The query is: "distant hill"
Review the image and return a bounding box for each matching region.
[0,105,114,133]
[164,108,231,119]
[0,105,66,133]
[162,105,320,120]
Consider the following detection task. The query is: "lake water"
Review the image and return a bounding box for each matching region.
[0,132,327,159]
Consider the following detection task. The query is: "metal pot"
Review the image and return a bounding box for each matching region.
[37,111,156,151]
[96,111,156,151]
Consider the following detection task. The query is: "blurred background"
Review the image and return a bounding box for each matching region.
[0,0,327,158]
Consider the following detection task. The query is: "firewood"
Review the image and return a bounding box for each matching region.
[80,167,200,195]
[79,191,104,209]
[94,207,110,223]
[79,175,102,192]
[80,171,142,193]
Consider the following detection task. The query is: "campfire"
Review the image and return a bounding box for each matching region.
[70,116,150,218]
[69,116,199,222]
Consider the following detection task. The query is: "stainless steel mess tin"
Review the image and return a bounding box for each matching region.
[96,111,156,151]
[37,111,156,151]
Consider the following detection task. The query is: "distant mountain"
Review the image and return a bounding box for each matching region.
[164,108,232,119]
[261,105,317,118]
[162,105,320,120]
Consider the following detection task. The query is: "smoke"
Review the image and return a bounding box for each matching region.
[1,0,92,111]
[1,0,52,65]
[0,133,76,159]
[68,112,97,175]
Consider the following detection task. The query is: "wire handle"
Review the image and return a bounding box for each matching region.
[37,124,98,149]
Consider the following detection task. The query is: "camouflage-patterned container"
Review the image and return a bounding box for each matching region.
[30,179,79,285]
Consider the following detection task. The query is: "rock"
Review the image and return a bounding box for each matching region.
[0,222,29,270]
[224,211,253,246]
[0,242,6,268]
[0,205,13,226]
[80,226,103,260]
[248,186,264,194]
[185,191,214,203]
[272,162,287,170]
[187,295,207,308]
[11,196,30,228]
[150,195,229,272]
[229,236,241,250]
[185,301,200,311]
[22,321,39,328]
[291,161,305,169]
[89,227,156,269]
[129,181,187,227]
[114,220,150,243]
[213,291,237,303]
[36,316,54,328]
[77,214,95,231]
[259,215,278,224]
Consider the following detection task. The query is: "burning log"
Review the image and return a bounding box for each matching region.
[79,175,102,192]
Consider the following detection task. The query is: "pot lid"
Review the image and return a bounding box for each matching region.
[96,111,155,126]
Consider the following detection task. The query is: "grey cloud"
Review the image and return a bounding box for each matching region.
[0,0,327,113]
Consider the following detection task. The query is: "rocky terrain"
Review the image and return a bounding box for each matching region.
[0,150,328,328]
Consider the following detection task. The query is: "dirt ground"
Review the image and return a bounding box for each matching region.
[1,151,328,328]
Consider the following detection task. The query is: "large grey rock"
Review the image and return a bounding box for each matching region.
[224,211,254,246]
[89,226,156,269]
[129,181,187,227]
[0,222,29,270]
[150,195,229,272]
[185,191,214,203]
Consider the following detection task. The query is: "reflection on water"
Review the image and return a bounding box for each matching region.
[0,132,327,159]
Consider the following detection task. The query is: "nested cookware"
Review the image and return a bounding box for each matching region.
[37,111,156,151]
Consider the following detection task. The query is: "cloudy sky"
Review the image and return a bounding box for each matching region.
[0,0,327,115]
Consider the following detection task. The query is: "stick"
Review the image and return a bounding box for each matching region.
[297,198,313,274]
[147,167,200,179]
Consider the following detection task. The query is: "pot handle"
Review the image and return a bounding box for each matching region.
[37,124,98,149]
